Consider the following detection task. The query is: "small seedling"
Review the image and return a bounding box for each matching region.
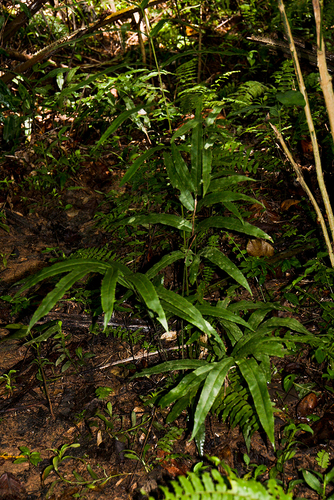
[95,386,114,400]
[0,370,17,396]
[14,446,42,466]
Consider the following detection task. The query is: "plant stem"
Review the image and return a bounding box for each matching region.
[270,122,334,267]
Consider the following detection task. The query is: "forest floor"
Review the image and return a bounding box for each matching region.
[1,4,334,499]
[0,151,333,500]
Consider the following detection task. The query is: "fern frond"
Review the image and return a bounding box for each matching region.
[272,60,295,93]
[70,246,115,261]
[212,370,259,449]
[152,468,293,500]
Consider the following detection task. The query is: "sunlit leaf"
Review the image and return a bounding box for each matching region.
[157,286,225,349]
[112,214,192,232]
[237,358,275,448]
[191,102,203,194]
[200,247,251,293]
[101,268,120,330]
[208,175,255,192]
[28,269,89,332]
[197,217,272,241]
[198,191,260,209]
[197,304,253,330]
[202,146,212,197]
[120,145,165,186]
[145,250,185,280]
[160,364,213,407]
[191,358,234,439]
[125,273,168,332]
[136,359,208,378]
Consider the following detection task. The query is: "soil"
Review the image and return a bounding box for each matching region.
[0,168,334,500]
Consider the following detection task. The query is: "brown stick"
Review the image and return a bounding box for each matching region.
[1,0,166,85]
[3,0,50,42]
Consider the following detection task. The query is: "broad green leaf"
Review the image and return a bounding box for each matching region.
[223,321,244,345]
[171,118,201,143]
[145,250,185,280]
[194,421,206,456]
[136,359,207,378]
[202,146,212,197]
[16,259,130,295]
[197,304,253,330]
[101,268,120,330]
[228,301,282,313]
[25,322,62,346]
[258,317,310,335]
[198,191,261,209]
[164,149,194,211]
[200,247,251,293]
[150,18,169,38]
[171,142,195,192]
[276,90,306,107]
[247,308,274,330]
[223,201,243,222]
[120,145,165,186]
[28,269,89,331]
[237,358,275,448]
[302,470,322,495]
[191,358,234,439]
[95,104,145,148]
[208,175,255,192]
[188,253,201,285]
[166,383,203,423]
[112,214,192,232]
[191,102,203,194]
[160,364,214,407]
[196,216,272,241]
[157,286,225,350]
[205,105,224,126]
[232,333,285,359]
[125,273,168,332]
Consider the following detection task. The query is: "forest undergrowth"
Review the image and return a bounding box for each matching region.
[1,0,334,498]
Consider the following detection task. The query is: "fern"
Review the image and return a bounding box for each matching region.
[230,81,269,110]
[211,144,260,174]
[176,59,205,113]
[157,426,184,454]
[70,246,116,261]
[272,60,296,93]
[212,370,259,450]
[151,466,293,500]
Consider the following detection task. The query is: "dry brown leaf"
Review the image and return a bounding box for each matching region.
[281,199,300,211]
[246,239,275,257]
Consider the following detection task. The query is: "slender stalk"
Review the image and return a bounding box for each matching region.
[312,0,334,148]
[143,11,172,133]
[277,0,334,248]
[270,122,334,267]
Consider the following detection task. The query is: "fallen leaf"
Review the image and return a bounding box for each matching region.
[281,199,300,211]
[246,239,275,257]
[296,392,318,419]
[0,472,27,500]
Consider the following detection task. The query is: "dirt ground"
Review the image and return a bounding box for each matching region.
[1,160,334,500]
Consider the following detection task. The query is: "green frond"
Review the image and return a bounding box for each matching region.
[150,467,293,500]
[212,370,259,450]
[70,246,116,261]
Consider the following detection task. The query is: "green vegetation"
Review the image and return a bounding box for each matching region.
[1,0,334,498]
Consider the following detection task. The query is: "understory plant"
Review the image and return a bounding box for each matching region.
[151,458,293,500]
[4,96,312,451]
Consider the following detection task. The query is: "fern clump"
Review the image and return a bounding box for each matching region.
[150,464,293,500]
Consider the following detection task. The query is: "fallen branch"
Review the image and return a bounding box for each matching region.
[1,0,166,85]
